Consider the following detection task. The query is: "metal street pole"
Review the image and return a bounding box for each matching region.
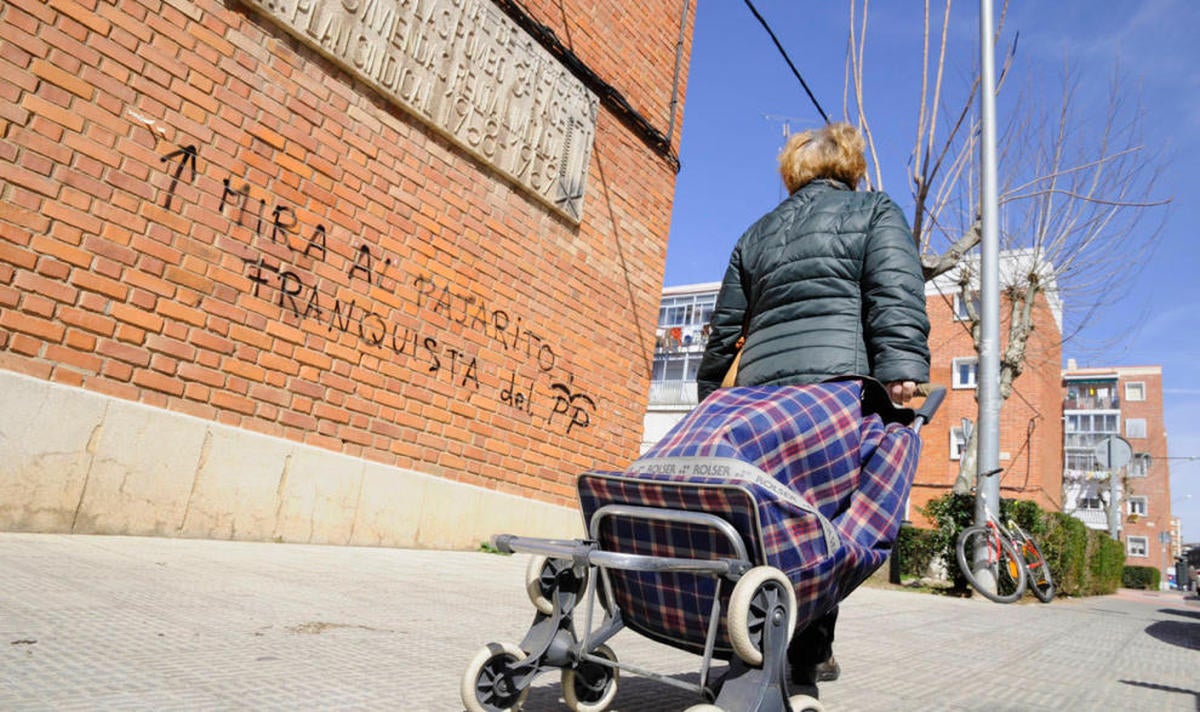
[972,0,1003,593]
[975,0,1002,516]
[1107,465,1120,540]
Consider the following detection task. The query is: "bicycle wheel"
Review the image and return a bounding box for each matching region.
[1018,534,1055,603]
[956,525,1027,603]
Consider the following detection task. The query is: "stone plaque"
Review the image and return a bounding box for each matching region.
[241,0,598,222]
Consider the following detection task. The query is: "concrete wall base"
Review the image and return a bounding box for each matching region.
[0,372,581,548]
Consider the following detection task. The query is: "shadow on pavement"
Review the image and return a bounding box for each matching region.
[1119,679,1200,712]
[1159,607,1200,621]
[1143,620,1200,651]
[521,671,704,711]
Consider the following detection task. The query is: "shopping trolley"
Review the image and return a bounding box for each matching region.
[462,378,944,712]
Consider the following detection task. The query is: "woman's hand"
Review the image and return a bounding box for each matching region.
[886,380,917,404]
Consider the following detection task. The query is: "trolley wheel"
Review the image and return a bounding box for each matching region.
[727,566,797,666]
[789,694,825,712]
[461,641,530,712]
[525,555,556,615]
[956,525,1027,604]
[562,644,619,712]
[525,555,588,615]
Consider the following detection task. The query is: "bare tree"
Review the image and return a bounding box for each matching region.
[844,0,1171,493]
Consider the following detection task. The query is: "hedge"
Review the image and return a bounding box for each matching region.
[1122,565,1161,590]
[913,492,1125,597]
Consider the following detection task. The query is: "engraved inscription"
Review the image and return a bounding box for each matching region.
[242,0,598,222]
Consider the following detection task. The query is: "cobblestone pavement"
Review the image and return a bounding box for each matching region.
[0,533,1196,711]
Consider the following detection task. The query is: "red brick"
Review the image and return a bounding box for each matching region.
[95,338,152,368]
[113,323,144,344]
[20,92,83,133]
[59,307,116,337]
[30,57,94,100]
[50,367,85,387]
[188,329,234,355]
[69,269,127,300]
[47,0,113,36]
[211,390,255,415]
[224,358,265,383]
[0,160,60,199]
[182,381,210,402]
[64,327,96,351]
[145,333,195,361]
[178,361,224,388]
[108,302,163,333]
[43,343,101,373]
[100,357,133,382]
[1,310,65,342]
[13,270,77,304]
[0,240,38,270]
[132,368,185,397]
[156,299,207,328]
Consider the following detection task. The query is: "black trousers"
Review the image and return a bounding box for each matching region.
[787,606,837,675]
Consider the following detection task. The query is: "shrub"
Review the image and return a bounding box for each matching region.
[1122,565,1161,590]
[919,492,975,590]
[894,525,940,579]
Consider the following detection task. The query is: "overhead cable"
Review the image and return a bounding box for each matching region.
[742,0,831,124]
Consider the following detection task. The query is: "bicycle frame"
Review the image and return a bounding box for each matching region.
[974,505,1022,577]
[959,466,1054,603]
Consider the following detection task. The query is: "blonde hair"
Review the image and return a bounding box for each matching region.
[778,122,867,194]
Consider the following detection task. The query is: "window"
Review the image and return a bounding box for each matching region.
[1077,494,1104,511]
[950,427,967,461]
[1065,451,1098,470]
[952,357,978,389]
[657,294,716,329]
[1066,413,1119,435]
[1128,497,1148,517]
[651,352,704,384]
[1125,418,1147,439]
[1125,382,1146,401]
[1126,536,1148,557]
[1065,380,1118,410]
[952,292,980,321]
[1129,452,1151,478]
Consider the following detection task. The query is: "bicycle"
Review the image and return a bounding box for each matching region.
[955,468,1055,604]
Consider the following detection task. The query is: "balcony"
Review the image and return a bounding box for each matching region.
[1063,395,1120,411]
[648,380,699,407]
[1062,468,1112,483]
[1070,508,1110,531]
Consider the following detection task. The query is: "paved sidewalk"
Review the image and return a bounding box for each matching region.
[0,533,1196,711]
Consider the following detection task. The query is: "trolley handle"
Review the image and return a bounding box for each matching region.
[911,384,947,429]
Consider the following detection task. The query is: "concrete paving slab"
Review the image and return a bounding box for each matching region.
[0,533,1196,711]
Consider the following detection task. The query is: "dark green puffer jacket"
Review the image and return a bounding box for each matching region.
[697,179,930,400]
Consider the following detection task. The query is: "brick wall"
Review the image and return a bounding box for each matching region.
[908,287,1064,526]
[0,0,695,540]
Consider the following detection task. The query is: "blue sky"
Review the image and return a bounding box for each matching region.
[665,1,1200,542]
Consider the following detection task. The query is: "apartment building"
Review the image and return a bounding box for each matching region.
[642,282,718,450]
[1062,364,1176,577]
[914,259,1064,521]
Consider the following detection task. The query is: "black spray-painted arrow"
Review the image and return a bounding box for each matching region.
[160,144,198,211]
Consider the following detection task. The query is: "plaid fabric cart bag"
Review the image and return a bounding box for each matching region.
[462,379,943,712]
